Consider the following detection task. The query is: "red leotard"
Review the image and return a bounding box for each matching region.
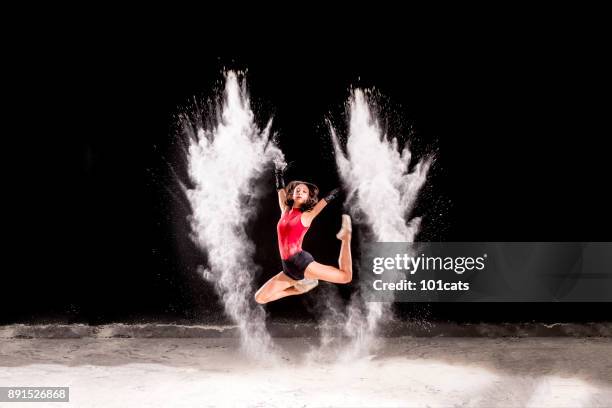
[277,208,309,260]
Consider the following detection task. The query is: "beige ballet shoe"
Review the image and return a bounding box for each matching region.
[294,278,319,294]
[336,214,352,240]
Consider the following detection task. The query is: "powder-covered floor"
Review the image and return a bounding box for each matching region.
[1,337,611,407]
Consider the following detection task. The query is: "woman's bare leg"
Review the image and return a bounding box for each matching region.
[261,286,303,303]
[254,271,303,304]
[338,235,352,281]
[304,215,352,284]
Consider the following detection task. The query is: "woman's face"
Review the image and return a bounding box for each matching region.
[292,184,310,205]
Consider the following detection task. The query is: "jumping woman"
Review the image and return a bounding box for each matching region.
[254,164,353,304]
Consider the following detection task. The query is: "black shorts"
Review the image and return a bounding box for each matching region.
[281,250,315,281]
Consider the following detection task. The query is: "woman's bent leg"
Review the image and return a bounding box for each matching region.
[261,286,303,303]
[254,271,300,304]
[304,215,352,284]
[304,261,352,284]
[338,236,352,282]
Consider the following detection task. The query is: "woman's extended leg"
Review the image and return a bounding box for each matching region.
[254,272,304,304]
[304,215,352,284]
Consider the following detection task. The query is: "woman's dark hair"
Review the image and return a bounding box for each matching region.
[285,180,319,212]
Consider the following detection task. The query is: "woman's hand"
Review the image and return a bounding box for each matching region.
[273,160,295,191]
[274,161,292,212]
[322,187,341,204]
[274,163,286,191]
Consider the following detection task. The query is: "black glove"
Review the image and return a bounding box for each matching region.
[274,170,285,190]
[323,187,341,203]
[274,163,286,190]
[274,161,295,190]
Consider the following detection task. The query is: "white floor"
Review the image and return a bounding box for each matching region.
[1,337,611,407]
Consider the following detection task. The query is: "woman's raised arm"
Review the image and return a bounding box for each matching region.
[278,188,288,213]
[302,188,341,226]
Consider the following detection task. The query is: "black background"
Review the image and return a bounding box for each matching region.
[5,44,610,325]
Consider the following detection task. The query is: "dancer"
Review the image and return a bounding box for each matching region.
[254,163,353,304]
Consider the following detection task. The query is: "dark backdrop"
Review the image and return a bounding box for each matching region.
[5,49,609,325]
